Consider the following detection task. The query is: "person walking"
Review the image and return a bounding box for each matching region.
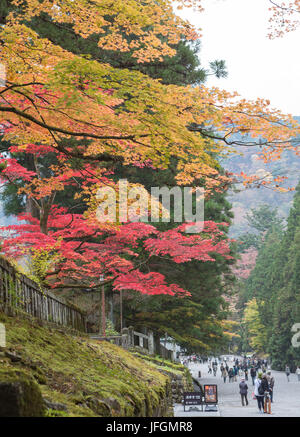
[233,365,238,382]
[285,365,290,382]
[239,378,249,406]
[228,368,234,383]
[254,372,264,413]
[213,364,217,377]
[261,374,271,414]
[296,366,300,382]
[267,371,274,402]
[222,366,228,383]
[250,367,256,386]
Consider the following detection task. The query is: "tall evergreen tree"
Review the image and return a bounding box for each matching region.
[238,204,283,252]
[242,182,300,369]
[269,184,300,370]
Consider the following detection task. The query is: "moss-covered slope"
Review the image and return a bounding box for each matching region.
[0,312,178,417]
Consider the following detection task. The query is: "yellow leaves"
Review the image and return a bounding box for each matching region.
[221,319,240,327]
[8,0,201,63]
[97,33,131,53]
[243,298,268,352]
[223,331,241,339]
[221,320,240,339]
[19,177,64,200]
[29,246,61,284]
[277,186,292,193]
[1,24,66,84]
[1,0,300,195]
[176,0,204,12]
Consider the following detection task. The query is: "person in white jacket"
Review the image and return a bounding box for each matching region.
[254,373,264,413]
[296,366,300,381]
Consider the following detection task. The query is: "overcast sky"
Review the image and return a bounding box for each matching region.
[179,0,300,115]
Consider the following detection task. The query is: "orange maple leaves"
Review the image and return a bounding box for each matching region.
[268,0,300,37]
[0,0,299,197]
[9,0,201,63]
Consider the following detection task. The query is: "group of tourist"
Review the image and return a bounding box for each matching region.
[206,356,275,413]
[209,357,269,385]
[181,355,204,366]
[239,371,275,413]
[183,353,300,415]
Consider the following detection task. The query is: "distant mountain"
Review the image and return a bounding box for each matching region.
[223,116,300,237]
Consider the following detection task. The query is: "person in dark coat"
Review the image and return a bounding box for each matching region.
[239,378,248,406]
[261,374,269,390]
[221,366,228,383]
[285,365,290,382]
[267,371,275,403]
[233,365,238,382]
[261,374,270,412]
[250,367,257,386]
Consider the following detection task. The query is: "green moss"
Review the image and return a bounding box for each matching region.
[0,312,172,417]
[131,351,186,374]
[0,368,45,417]
[130,350,193,395]
[45,408,69,417]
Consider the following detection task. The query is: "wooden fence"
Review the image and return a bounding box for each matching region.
[0,257,86,332]
[90,327,175,361]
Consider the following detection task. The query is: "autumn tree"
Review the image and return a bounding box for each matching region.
[121,184,236,351]
[0,1,298,184]
[268,0,300,37]
[243,298,268,354]
[0,0,300,331]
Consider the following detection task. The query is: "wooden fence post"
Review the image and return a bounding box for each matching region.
[0,257,87,332]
